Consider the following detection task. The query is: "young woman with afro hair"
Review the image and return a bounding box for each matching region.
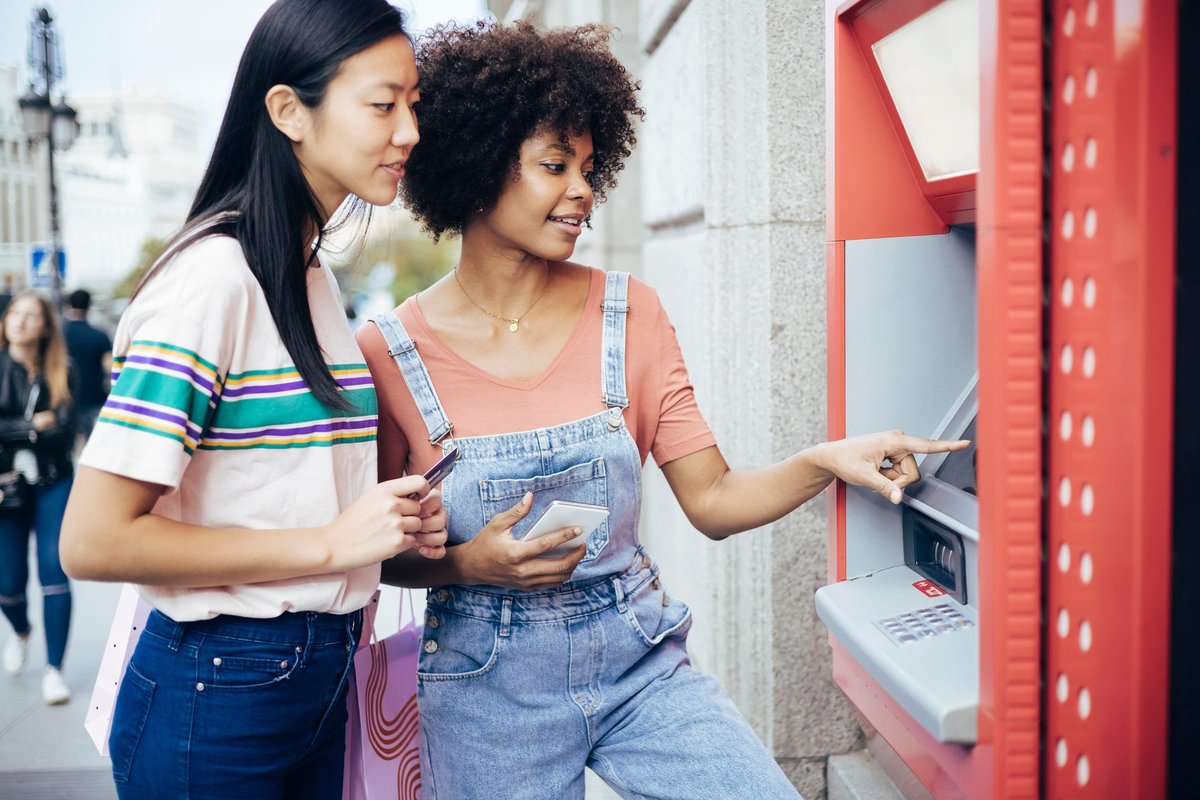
[356,20,966,800]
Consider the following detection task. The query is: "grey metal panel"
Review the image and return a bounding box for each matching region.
[815,565,979,744]
[843,231,977,581]
[844,231,977,440]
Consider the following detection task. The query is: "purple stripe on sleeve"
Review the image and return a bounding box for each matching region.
[102,398,203,440]
[123,354,216,394]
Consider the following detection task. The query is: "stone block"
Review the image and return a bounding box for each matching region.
[640,0,706,228]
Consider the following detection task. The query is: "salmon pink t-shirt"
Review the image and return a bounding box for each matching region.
[356,268,716,480]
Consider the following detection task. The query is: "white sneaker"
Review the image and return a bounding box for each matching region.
[3,633,29,676]
[41,667,70,705]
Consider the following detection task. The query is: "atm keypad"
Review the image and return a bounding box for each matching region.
[874,603,975,647]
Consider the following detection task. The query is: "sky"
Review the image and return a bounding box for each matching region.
[1,0,488,150]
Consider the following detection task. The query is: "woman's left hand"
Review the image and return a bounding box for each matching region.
[817,430,970,505]
[412,489,449,559]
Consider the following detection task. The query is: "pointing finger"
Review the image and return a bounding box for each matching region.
[901,435,970,455]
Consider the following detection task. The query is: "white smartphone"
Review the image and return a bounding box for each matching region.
[523,500,610,558]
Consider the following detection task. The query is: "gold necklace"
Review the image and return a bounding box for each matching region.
[453,266,551,332]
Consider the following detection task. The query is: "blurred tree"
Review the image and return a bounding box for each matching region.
[323,205,459,308]
[112,236,168,299]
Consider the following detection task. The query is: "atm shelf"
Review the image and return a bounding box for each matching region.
[815,565,979,744]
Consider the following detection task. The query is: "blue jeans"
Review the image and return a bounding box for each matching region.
[111,608,360,799]
[417,552,801,799]
[0,476,73,668]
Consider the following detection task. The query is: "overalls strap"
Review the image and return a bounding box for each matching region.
[369,312,454,445]
[601,271,631,409]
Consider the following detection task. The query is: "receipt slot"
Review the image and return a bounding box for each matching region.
[819,0,1044,796]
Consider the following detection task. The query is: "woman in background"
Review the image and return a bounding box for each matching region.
[0,291,76,706]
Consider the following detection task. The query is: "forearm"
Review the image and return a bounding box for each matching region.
[0,416,35,446]
[667,443,837,540]
[61,507,335,587]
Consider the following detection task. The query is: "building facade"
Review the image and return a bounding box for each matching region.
[0,64,49,289]
[57,92,205,292]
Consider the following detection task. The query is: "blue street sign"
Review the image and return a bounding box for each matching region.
[28,243,66,289]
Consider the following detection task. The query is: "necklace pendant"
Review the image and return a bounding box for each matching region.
[508,320,520,333]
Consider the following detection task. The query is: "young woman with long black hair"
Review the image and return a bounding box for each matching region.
[59,1,445,796]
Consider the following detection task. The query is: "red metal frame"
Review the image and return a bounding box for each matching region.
[1043,1,1175,797]
[826,0,1042,795]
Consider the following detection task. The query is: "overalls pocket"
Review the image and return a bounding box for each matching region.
[478,457,610,562]
[620,575,693,647]
[417,610,501,681]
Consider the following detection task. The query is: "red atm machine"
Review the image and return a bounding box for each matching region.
[819,0,1179,797]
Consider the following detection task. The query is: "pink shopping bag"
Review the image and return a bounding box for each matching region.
[84,583,153,756]
[344,590,423,800]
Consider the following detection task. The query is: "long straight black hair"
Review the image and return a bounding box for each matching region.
[149,0,407,410]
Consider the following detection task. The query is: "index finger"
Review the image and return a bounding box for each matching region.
[900,435,970,455]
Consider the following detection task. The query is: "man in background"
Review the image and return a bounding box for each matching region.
[61,289,112,448]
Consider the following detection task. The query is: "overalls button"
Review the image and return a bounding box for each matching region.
[280,660,289,669]
[435,590,450,603]
[608,408,623,430]
[196,683,205,692]
[428,615,441,629]
[212,657,222,666]
[423,639,439,654]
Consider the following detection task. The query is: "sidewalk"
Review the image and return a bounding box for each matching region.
[0,572,120,799]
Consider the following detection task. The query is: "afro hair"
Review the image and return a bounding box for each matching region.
[399,21,644,241]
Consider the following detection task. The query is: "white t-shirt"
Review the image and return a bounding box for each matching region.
[80,235,379,621]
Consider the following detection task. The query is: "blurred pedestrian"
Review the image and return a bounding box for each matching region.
[58,0,445,796]
[0,291,77,705]
[61,289,112,447]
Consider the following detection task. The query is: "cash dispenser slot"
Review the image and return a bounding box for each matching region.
[904,511,967,604]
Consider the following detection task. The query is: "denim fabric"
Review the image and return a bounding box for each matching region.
[417,553,800,799]
[0,475,73,667]
[371,272,802,799]
[110,608,360,799]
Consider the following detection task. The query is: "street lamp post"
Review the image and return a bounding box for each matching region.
[17,6,78,309]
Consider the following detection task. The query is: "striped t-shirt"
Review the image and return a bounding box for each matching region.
[80,235,379,621]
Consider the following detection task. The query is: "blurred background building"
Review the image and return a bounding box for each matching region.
[0,64,48,288]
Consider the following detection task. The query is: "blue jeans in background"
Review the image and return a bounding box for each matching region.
[110,608,360,799]
[0,476,73,668]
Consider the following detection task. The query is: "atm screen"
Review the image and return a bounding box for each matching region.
[934,417,977,496]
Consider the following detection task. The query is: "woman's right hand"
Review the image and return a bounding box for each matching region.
[454,492,586,590]
[322,476,434,570]
[31,410,56,432]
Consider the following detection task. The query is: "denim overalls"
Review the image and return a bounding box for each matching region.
[372,272,800,799]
